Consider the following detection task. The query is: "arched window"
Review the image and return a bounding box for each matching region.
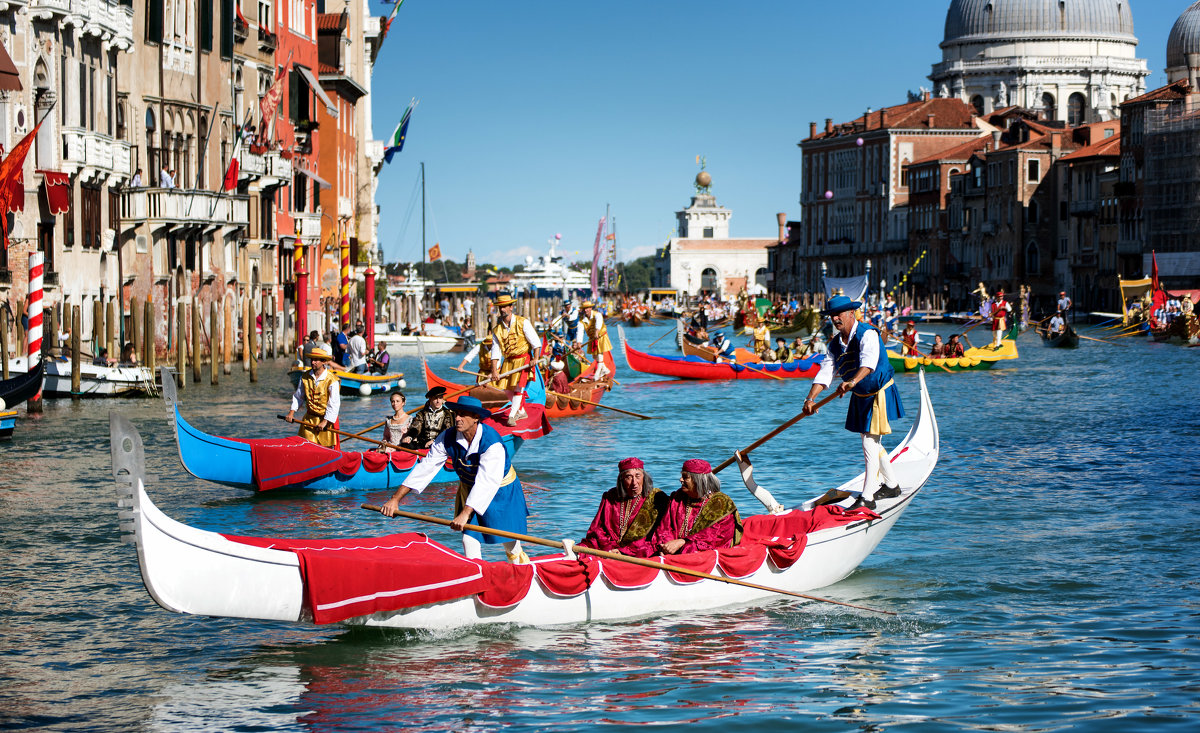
[1026,241,1040,275]
[970,95,985,116]
[701,267,719,292]
[1027,199,1039,224]
[1042,93,1056,121]
[1068,93,1087,126]
[755,267,768,287]
[145,108,157,177]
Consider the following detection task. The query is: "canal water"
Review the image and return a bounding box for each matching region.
[2,322,1198,731]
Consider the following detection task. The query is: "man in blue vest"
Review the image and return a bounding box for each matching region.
[379,395,530,563]
[801,295,904,510]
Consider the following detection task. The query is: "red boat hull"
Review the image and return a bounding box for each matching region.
[621,338,822,380]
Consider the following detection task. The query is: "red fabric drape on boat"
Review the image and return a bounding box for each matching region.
[230,435,428,491]
[38,171,70,215]
[224,532,490,624]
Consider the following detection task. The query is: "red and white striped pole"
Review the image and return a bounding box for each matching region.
[27,251,44,412]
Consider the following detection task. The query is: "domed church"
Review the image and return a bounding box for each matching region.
[929,0,1149,124]
[1167,1,1200,85]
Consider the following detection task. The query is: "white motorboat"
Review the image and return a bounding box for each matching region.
[111,372,937,629]
[374,325,458,356]
[6,355,156,397]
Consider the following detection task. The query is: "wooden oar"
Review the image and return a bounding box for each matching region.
[712,392,841,474]
[362,505,895,615]
[278,415,424,456]
[890,342,953,373]
[646,325,677,349]
[735,359,785,381]
[545,390,656,419]
[1075,332,1128,347]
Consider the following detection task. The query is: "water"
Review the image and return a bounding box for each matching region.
[2,323,1198,731]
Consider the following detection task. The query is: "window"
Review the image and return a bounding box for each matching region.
[1068,93,1087,127]
[1027,159,1040,182]
[1026,242,1040,274]
[38,222,55,273]
[147,0,164,42]
[293,173,307,211]
[63,181,76,249]
[700,267,718,292]
[971,95,984,116]
[702,227,714,238]
[145,109,158,178]
[1042,93,1056,121]
[260,192,274,240]
[200,0,213,52]
[220,0,234,58]
[1027,199,1039,223]
[81,185,102,249]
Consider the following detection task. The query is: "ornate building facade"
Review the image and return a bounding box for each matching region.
[930,0,1148,123]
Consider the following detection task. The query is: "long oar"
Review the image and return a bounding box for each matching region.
[278,415,424,456]
[887,341,953,373]
[361,505,895,616]
[712,392,841,474]
[646,325,678,349]
[1075,332,1128,347]
[735,359,786,381]
[545,390,656,419]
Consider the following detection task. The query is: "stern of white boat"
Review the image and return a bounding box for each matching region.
[111,413,305,622]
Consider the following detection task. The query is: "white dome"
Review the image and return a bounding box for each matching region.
[943,0,1137,46]
[1168,1,1200,70]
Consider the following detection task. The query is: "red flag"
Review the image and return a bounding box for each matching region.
[428,243,441,262]
[1150,250,1168,327]
[1151,250,1161,293]
[259,56,291,140]
[0,117,42,249]
[222,158,239,191]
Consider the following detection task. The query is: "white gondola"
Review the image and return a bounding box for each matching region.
[6,355,156,397]
[112,372,938,629]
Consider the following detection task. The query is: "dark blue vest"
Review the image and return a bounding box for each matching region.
[828,321,895,395]
[441,423,511,488]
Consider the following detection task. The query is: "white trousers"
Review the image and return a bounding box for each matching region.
[861,433,897,500]
[461,534,522,560]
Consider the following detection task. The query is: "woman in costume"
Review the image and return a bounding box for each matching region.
[649,459,741,555]
[578,457,669,557]
[378,389,411,452]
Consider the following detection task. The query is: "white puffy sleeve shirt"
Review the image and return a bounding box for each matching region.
[814,328,881,388]
[401,428,508,515]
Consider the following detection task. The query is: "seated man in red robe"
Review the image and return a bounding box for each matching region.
[650,459,741,555]
[578,457,668,557]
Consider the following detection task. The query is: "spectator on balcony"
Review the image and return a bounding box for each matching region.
[160,167,175,188]
[131,169,142,188]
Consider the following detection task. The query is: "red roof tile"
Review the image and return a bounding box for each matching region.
[1060,135,1121,161]
[317,13,345,32]
[806,97,978,141]
[910,136,989,166]
[1123,79,1191,105]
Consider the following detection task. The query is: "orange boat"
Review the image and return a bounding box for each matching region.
[422,351,616,419]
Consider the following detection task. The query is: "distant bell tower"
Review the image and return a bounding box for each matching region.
[465,249,476,280]
[676,160,731,239]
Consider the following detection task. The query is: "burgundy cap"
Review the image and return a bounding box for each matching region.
[682,458,712,474]
[618,457,644,471]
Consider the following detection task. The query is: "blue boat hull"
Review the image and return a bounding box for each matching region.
[171,407,501,492]
[0,410,15,439]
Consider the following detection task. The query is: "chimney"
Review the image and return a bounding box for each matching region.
[879,109,885,128]
[825,118,834,135]
[1051,131,1062,157]
[777,213,788,242]
[927,113,936,128]
[810,121,817,139]
[992,130,1002,149]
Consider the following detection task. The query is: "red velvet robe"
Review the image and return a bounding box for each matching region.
[649,489,739,555]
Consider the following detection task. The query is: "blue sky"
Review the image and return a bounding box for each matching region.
[369,0,1180,268]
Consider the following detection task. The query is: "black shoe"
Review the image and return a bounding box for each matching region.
[849,496,876,511]
[875,485,902,500]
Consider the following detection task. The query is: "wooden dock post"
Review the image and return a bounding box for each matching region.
[249,301,258,383]
[175,302,185,388]
[191,299,202,383]
[210,302,219,385]
[71,306,81,397]
[144,300,155,373]
[223,297,232,375]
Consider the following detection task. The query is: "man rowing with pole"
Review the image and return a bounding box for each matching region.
[489,293,542,426]
[800,295,903,510]
[574,300,612,382]
[285,348,340,447]
[379,395,530,564]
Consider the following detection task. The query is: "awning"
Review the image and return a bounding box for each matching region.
[296,166,331,190]
[296,65,338,119]
[38,171,70,215]
[648,288,678,295]
[0,42,20,91]
[438,285,480,293]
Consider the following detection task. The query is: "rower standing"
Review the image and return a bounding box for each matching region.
[801,295,903,510]
[1057,291,1073,320]
[575,300,612,381]
[900,321,920,356]
[751,322,771,356]
[285,348,341,448]
[1047,311,1066,336]
[380,396,530,563]
[489,293,542,426]
[990,289,1012,348]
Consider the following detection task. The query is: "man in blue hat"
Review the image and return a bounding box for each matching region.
[801,295,903,510]
[380,395,530,563]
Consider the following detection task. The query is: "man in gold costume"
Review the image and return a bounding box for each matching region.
[574,300,612,381]
[489,293,543,426]
[285,348,341,447]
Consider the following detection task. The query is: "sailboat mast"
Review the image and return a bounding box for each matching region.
[421,161,426,276]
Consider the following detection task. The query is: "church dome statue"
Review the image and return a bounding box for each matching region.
[1168,1,1200,70]
[943,0,1136,45]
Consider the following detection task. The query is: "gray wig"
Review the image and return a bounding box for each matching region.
[615,468,654,500]
[685,470,721,499]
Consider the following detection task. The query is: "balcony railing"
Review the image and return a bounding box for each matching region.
[61,128,131,177]
[293,212,322,240]
[120,188,249,230]
[1070,199,1099,216]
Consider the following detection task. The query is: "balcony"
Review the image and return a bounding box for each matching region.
[29,0,133,44]
[1070,199,1099,217]
[338,196,353,219]
[258,26,277,52]
[981,221,997,234]
[120,189,249,232]
[61,127,131,179]
[293,212,322,241]
[239,149,292,188]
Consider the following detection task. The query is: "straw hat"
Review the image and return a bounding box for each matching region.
[309,347,332,361]
[494,294,516,307]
